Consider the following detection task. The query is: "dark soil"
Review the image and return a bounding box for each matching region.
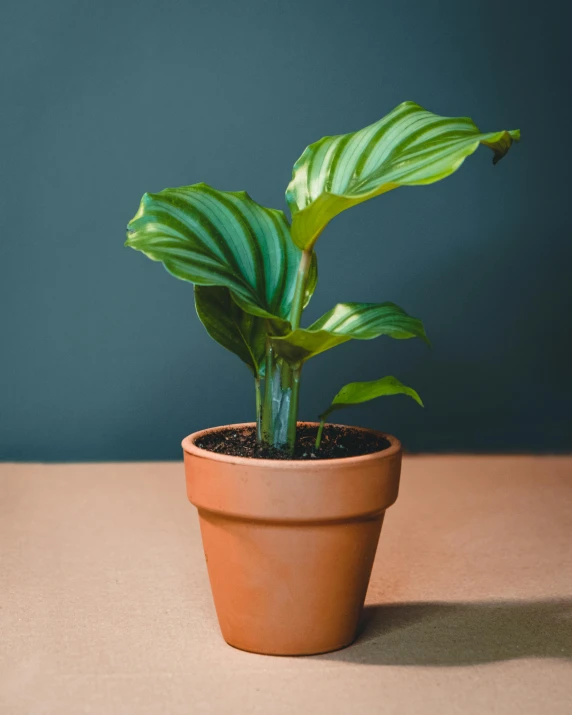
[195,424,390,460]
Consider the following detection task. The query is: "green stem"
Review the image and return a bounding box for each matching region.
[258,340,302,455]
[315,417,326,450]
[255,376,262,441]
[257,247,312,454]
[286,365,301,448]
[260,341,275,443]
[289,249,313,330]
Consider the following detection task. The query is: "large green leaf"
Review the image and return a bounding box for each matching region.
[271,302,428,363]
[193,259,319,375]
[194,285,267,375]
[126,182,314,324]
[286,101,520,249]
[320,376,424,420]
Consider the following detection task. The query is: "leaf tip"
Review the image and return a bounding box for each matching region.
[124,227,136,248]
[491,129,521,165]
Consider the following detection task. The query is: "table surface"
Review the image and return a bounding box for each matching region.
[1,456,571,715]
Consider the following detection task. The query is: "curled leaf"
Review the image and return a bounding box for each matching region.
[287,101,520,250]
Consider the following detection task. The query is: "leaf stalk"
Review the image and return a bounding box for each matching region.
[315,415,327,450]
[289,249,313,330]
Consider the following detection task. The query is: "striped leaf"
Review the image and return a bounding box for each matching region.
[271,302,428,363]
[286,101,520,249]
[193,257,319,371]
[194,286,267,375]
[126,182,316,324]
[320,376,423,420]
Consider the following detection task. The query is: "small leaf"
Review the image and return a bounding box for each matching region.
[126,183,311,326]
[194,286,267,375]
[271,302,428,363]
[286,101,520,250]
[321,376,424,420]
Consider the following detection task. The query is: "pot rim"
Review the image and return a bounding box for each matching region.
[182,421,401,470]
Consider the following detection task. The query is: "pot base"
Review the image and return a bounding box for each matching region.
[223,634,357,657]
[198,508,385,657]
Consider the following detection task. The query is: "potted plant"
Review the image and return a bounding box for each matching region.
[126,101,519,655]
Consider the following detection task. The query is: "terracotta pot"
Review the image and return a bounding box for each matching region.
[182,422,401,656]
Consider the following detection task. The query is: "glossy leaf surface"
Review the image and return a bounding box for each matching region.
[126,182,315,323]
[320,376,423,419]
[286,101,520,249]
[271,302,428,363]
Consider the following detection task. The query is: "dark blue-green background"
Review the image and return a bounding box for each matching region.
[2,0,571,460]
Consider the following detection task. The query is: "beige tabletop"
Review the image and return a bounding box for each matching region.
[1,456,571,714]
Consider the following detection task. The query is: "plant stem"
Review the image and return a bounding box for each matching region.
[285,364,301,447]
[257,250,312,454]
[260,342,276,443]
[315,417,325,450]
[289,249,313,330]
[258,342,301,455]
[254,376,262,441]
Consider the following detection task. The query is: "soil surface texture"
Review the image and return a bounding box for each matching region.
[195,424,390,460]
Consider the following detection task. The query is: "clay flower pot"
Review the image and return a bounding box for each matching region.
[182,422,402,656]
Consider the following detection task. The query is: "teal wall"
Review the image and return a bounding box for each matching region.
[1,0,570,459]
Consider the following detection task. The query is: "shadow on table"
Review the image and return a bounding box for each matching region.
[318,599,572,666]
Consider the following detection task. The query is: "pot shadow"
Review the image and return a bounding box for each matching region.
[317,598,572,666]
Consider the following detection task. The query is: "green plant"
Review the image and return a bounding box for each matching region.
[126,101,519,455]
